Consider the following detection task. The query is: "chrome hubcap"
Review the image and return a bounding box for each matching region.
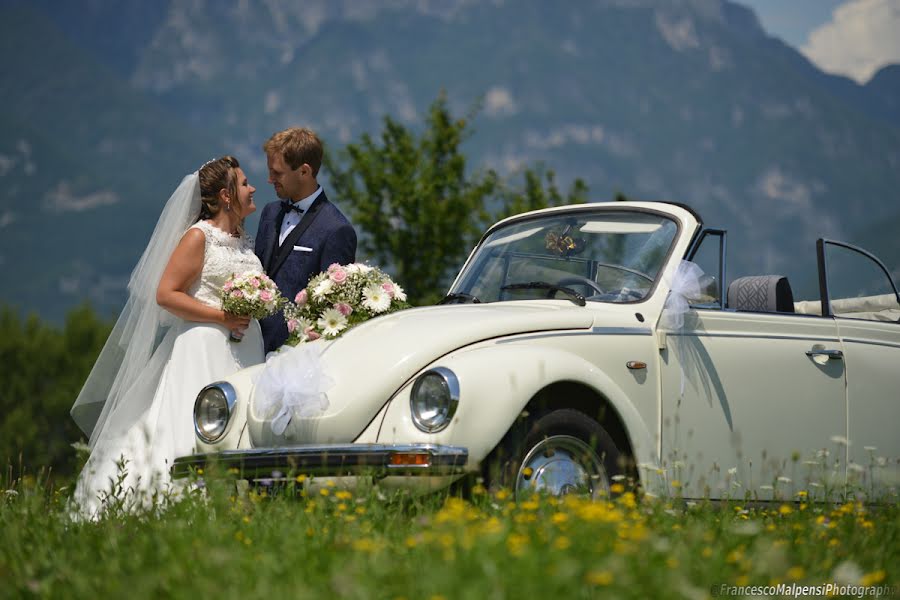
[515,435,609,500]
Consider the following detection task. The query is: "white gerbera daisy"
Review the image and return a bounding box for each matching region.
[317,308,347,337]
[363,284,391,313]
[313,278,334,299]
[392,282,407,302]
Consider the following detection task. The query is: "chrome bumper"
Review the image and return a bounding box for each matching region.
[171,443,469,480]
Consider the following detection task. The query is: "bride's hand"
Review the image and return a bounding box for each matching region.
[223,311,251,335]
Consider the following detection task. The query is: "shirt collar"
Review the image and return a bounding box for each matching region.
[290,185,323,213]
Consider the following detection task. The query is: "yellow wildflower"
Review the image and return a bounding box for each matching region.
[335,490,352,500]
[787,566,805,581]
[553,536,571,550]
[586,570,613,586]
[779,504,793,515]
[319,488,330,497]
[295,474,306,483]
[861,570,886,586]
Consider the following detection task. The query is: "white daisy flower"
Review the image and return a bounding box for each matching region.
[777,476,792,484]
[363,284,391,313]
[830,435,850,447]
[313,278,334,299]
[317,308,347,337]
[392,282,407,302]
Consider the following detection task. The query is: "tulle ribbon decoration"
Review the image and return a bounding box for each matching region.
[254,343,334,435]
[660,260,705,330]
[660,260,706,396]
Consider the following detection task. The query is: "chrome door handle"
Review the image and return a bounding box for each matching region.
[805,348,843,360]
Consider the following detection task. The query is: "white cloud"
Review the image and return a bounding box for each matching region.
[802,0,900,83]
[43,182,119,213]
[484,86,517,117]
[264,91,281,115]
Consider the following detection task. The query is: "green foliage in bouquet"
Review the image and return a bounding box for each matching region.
[284,263,409,345]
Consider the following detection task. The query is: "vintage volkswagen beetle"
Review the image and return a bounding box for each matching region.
[173,201,900,499]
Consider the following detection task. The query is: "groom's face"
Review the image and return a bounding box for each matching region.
[267,152,306,201]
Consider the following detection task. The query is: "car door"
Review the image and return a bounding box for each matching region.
[659,309,846,500]
[819,240,900,496]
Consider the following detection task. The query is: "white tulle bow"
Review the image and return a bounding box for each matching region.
[660,260,705,330]
[254,343,334,435]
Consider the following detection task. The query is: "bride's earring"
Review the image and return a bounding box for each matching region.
[225,201,231,212]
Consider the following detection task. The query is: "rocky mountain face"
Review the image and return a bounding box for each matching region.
[1,0,898,320]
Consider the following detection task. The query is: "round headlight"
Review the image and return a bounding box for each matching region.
[194,382,237,443]
[410,367,459,433]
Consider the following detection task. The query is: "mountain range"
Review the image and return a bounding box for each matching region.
[1,0,899,321]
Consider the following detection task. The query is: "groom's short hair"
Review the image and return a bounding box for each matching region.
[263,127,323,176]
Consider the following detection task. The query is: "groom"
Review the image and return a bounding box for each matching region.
[256,127,357,353]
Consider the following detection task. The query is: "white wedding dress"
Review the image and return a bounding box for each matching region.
[73,220,265,518]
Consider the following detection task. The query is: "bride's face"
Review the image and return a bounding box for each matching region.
[233,168,256,217]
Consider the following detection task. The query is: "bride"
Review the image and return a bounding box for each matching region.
[71,156,265,518]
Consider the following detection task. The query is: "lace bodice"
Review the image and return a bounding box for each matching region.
[188,221,264,308]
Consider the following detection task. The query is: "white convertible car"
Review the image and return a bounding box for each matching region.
[173,202,900,500]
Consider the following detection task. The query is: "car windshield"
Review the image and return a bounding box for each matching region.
[449,209,679,304]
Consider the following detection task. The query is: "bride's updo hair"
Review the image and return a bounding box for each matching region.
[197,156,240,221]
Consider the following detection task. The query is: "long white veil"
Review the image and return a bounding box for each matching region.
[71,172,202,447]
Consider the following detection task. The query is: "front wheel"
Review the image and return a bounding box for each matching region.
[487,408,625,500]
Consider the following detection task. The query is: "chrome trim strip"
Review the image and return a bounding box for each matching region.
[497,327,653,343]
[171,443,469,480]
[591,327,653,335]
[839,337,900,350]
[668,332,842,343]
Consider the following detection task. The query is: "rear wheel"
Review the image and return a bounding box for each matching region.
[486,408,625,500]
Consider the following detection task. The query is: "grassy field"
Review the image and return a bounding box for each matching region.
[1,471,898,600]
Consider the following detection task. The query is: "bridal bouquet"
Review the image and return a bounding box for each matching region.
[284,263,409,345]
[222,271,285,342]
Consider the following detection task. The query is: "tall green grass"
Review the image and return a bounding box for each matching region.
[1,470,897,599]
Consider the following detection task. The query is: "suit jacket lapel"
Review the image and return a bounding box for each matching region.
[264,206,287,273]
[268,195,326,279]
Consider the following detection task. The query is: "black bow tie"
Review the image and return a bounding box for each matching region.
[280,201,304,215]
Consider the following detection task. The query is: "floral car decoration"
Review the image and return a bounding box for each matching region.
[177,202,900,503]
[283,263,409,345]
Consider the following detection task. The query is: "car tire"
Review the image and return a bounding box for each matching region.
[485,408,625,500]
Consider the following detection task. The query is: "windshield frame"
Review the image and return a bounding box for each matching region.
[449,205,685,306]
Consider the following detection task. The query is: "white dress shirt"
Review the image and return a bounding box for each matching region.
[278,185,323,246]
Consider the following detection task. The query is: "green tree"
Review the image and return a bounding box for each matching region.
[0,304,112,480]
[326,94,588,305]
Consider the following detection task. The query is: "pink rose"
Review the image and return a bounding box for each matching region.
[327,263,341,272]
[287,319,299,333]
[304,326,321,341]
[232,289,244,299]
[223,280,234,291]
[295,289,308,306]
[251,278,261,288]
[329,267,347,284]
[335,302,353,316]
[259,290,273,302]
[382,282,395,298]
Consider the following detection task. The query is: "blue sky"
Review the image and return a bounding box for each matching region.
[739,0,900,83]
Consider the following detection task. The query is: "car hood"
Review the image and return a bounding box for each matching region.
[247,302,595,446]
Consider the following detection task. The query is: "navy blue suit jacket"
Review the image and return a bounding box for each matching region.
[255,191,356,353]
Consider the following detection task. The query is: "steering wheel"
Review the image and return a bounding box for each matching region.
[556,276,606,295]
